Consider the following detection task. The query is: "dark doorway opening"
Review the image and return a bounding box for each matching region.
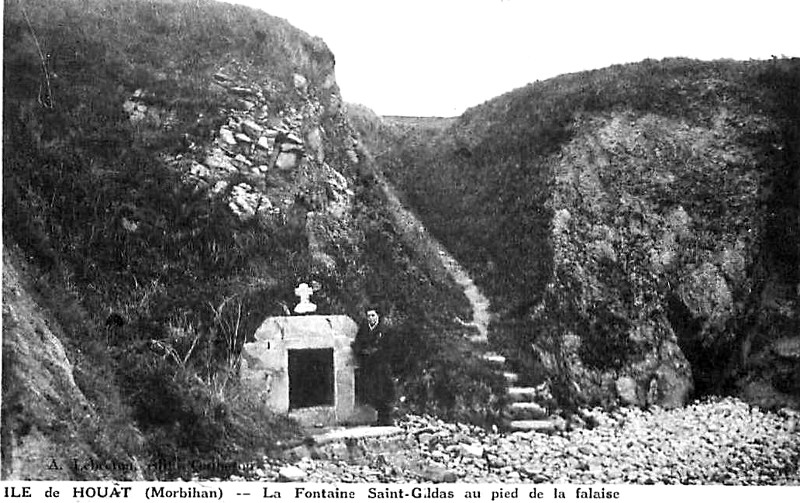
[288,348,334,409]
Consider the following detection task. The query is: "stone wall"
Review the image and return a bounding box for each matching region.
[241,315,359,426]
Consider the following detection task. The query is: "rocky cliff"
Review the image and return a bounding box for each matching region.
[4,0,367,318]
[2,0,475,479]
[3,0,360,478]
[2,244,148,480]
[364,58,800,411]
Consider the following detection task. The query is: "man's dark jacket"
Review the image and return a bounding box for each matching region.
[352,321,395,407]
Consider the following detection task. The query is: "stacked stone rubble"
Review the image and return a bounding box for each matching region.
[122,62,358,229]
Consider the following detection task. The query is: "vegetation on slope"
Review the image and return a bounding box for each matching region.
[360,58,800,410]
[3,0,499,479]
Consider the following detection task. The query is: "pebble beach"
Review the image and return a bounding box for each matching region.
[247,397,799,485]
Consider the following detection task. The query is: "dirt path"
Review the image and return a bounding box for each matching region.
[377,177,490,342]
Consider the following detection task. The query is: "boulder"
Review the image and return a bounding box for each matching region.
[651,363,693,409]
[280,143,304,155]
[256,136,273,151]
[204,149,236,172]
[219,127,237,147]
[189,161,211,179]
[235,132,253,145]
[293,73,308,94]
[306,127,325,163]
[211,180,228,194]
[678,263,733,330]
[229,183,262,219]
[459,443,484,458]
[233,154,252,167]
[236,99,255,111]
[278,466,306,482]
[285,132,304,145]
[419,465,457,483]
[241,119,264,138]
[275,151,299,171]
[615,376,639,406]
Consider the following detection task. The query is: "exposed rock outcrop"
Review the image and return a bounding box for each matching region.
[527,103,797,408]
[362,59,800,410]
[2,246,142,480]
[118,42,366,283]
[147,62,358,237]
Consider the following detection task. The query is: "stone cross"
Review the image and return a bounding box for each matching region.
[293,282,317,314]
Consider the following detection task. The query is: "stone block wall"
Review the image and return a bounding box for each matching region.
[241,315,359,425]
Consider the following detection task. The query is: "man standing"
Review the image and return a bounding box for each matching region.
[353,308,395,426]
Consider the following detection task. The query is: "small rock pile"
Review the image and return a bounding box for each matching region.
[242,397,799,484]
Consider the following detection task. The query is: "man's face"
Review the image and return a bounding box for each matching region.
[367,310,379,326]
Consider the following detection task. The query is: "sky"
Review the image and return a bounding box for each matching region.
[222,0,800,117]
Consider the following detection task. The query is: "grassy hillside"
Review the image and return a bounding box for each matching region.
[2,0,492,480]
[363,58,800,409]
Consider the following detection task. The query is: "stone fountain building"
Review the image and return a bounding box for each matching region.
[240,314,366,426]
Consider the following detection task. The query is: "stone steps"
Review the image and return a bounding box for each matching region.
[481,353,507,366]
[503,402,549,420]
[502,372,519,385]
[506,419,558,434]
[475,350,557,433]
[506,386,538,402]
